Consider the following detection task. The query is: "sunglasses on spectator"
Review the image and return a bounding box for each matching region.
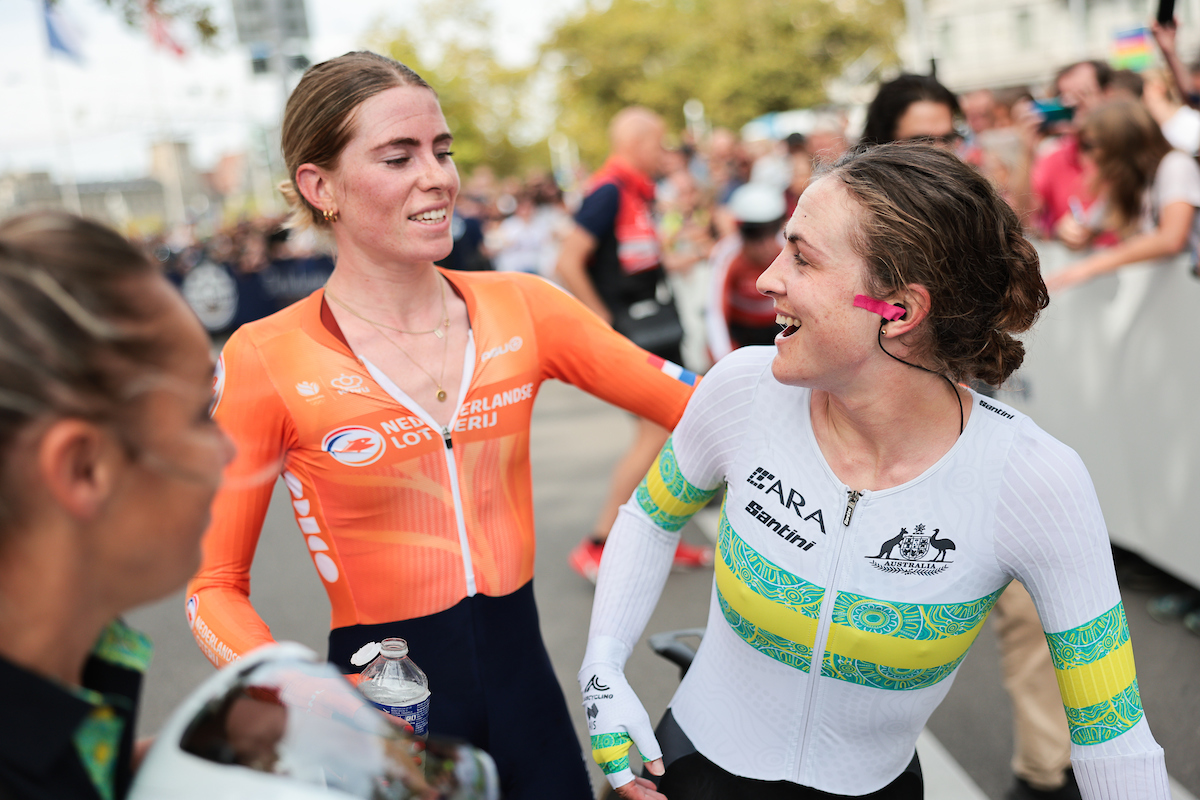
[902,132,962,146]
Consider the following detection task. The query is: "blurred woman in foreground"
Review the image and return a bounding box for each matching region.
[0,211,234,799]
[579,144,1169,799]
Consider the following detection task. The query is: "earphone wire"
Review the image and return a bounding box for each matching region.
[876,327,964,435]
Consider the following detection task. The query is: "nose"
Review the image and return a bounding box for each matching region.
[756,248,789,298]
[418,152,456,194]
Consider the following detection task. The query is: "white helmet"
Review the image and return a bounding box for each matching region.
[131,642,498,800]
[727,182,786,224]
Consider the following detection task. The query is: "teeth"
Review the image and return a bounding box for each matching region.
[776,314,801,328]
[410,208,447,222]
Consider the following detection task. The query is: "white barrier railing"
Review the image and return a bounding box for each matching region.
[997,242,1200,588]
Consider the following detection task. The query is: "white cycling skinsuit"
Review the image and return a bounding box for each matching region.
[579,346,1169,798]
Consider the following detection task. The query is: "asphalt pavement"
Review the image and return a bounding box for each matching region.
[128,378,1200,799]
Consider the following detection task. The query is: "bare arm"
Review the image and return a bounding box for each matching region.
[555,223,611,323]
[1152,20,1198,108]
[1046,200,1195,292]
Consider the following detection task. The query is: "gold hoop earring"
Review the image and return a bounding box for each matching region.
[322,208,339,223]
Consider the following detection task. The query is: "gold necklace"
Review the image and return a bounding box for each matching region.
[325,284,451,402]
[325,278,451,338]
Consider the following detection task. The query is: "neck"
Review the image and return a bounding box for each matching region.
[0,523,111,686]
[810,362,966,490]
[324,254,444,329]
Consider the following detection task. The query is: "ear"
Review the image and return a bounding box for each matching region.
[882,284,932,339]
[294,163,335,215]
[36,419,121,522]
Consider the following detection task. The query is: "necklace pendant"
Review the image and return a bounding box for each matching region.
[436,389,447,402]
[434,329,444,339]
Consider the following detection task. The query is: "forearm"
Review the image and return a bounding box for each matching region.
[585,504,680,665]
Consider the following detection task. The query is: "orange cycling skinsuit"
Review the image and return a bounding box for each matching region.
[188,268,696,799]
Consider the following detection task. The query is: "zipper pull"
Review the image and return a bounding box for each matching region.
[442,427,453,449]
[843,490,862,527]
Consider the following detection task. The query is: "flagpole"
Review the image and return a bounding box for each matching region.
[41,3,82,215]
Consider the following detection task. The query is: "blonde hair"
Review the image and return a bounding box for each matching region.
[279,51,433,231]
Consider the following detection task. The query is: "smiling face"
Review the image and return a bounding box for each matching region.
[317,85,459,266]
[756,177,885,390]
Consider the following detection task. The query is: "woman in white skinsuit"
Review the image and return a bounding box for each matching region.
[579,143,1170,800]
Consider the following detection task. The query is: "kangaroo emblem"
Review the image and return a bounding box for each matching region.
[871,528,908,560]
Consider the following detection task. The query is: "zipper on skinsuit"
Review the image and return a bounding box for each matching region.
[795,488,864,783]
[441,425,478,596]
[357,355,478,598]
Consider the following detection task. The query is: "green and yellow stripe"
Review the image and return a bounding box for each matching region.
[590,732,647,775]
[635,437,719,532]
[1046,603,1143,744]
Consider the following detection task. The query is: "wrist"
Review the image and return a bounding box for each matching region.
[580,635,633,675]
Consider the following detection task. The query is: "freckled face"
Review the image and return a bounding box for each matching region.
[755,177,884,390]
[324,85,460,266]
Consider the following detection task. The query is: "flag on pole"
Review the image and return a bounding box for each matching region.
[143,0,186,58]
[43,0,84,63]
[1112,27,1154,71]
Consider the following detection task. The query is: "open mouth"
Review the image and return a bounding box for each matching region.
[776,313,801,338]
[409,208,447,224]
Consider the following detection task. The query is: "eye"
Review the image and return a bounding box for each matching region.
[384,156,411,167]
[437,150,455,161]
[792,253,809,267]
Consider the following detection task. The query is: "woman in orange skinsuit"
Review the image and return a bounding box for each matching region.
[187,52,698,800]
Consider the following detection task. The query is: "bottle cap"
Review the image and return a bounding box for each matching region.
[350,641,381,667]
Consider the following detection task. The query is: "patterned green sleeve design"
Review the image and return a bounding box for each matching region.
[635,437,719,532]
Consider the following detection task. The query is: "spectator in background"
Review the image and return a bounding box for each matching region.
[806,111,850,165]
[557,106,714,582]
[861,73,963,149]
[705,182,785,362]
[1108,68,1145,100]
[1144,68,1200,156]
[490,187,550,275]
[658,165,717,374]
[1020,60,1115,242]
[784,133,814,218]
[1046,99,1200,292]
[1151,17,1200,109]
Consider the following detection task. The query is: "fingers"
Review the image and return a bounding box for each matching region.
[615,776,669,800]
[645,757,665,777]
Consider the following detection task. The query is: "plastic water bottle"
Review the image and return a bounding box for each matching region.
[356,638,431,737]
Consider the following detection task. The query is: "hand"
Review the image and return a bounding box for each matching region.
[579,663,663,791]
[615,775,669,800]
[1053,213,1093,251]
[1151,19,1177,54]
[1044,262,1093,293]
[1011,99,1043,153]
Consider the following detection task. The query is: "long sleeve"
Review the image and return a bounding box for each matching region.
[586,348,770,662]
[993,419,1169,799]
[186,328,295,667]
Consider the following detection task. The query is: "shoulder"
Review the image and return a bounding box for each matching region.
[575,183,621,228]
[229,290,316,349]
[697,346,778,402]
[1156,149,1200,186]
[999,410,1094,496]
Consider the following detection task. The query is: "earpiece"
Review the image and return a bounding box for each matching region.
[894,303,907,320]
[853,294,906,322]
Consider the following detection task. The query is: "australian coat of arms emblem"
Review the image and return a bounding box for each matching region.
[867,523,955,575]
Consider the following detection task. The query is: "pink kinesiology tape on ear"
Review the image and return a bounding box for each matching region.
[853,294,905,321]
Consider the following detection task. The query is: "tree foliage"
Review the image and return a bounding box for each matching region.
[542,0,904,164]
[370,0,545,179]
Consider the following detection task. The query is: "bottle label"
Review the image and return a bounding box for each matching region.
[371,693,430,736]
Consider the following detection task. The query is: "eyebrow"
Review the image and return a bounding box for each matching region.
[371,133,454,153]
[785,228,825,260]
